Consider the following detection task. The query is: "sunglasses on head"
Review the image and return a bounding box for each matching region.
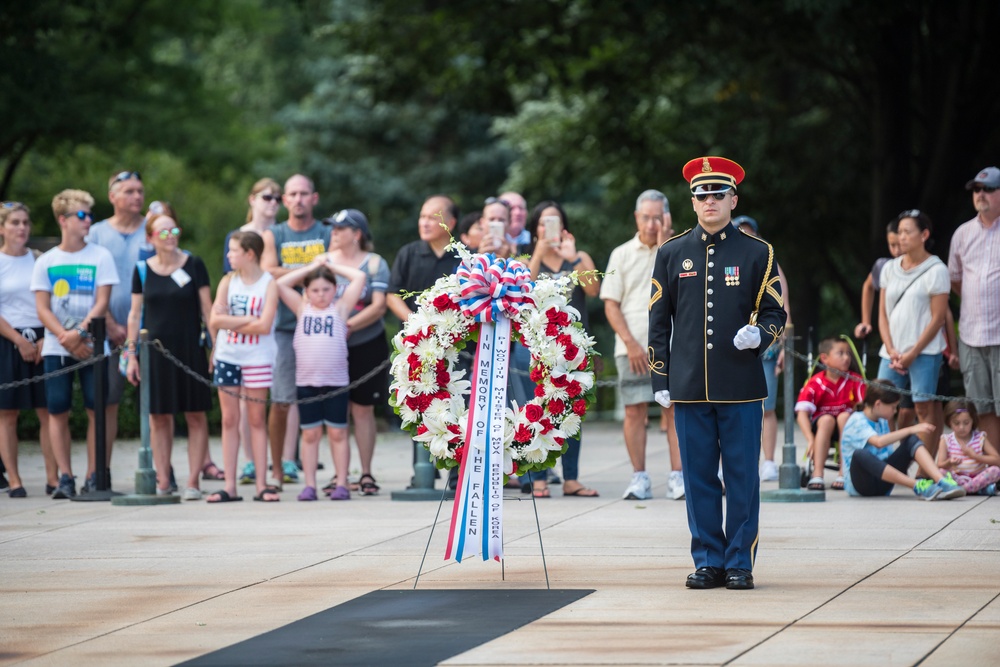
[156,227,181,240]
[259,193,282,203]
[897,209,921,221]
[972,185,997,194]
[147,200,170,216]
[2,201,22,208]
[484,196,511,209]
[694,191,730,202]
[112,171,142,185]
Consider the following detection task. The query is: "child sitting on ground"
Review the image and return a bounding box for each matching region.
[841,379,964,499]
[936,401,1000,496]
[796,337,866,490]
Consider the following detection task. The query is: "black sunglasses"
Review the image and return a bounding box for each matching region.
[484,196,511,209]
[112,171,142,184]
[259,194,282,203]
[695,192,730,202]
[972,185,997,194]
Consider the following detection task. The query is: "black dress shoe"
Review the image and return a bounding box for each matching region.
[686,566,726,589]
[726,568,754,590]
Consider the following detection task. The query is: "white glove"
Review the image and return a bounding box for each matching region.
[733,325,761,350]
[654,390,671,408]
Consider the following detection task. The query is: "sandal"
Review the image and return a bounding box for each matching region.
[254,487,281,502]
[206,490,242,503]
[807,477,825,491]
[831,476,845,491]
[201,462,225,481]
[359,474,380,496]
[563,484,599,497]
[532,485,551,498]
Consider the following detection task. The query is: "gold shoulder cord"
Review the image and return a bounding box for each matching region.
[749,243,774,326]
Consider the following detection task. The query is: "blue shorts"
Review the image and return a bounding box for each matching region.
[297,385,349,429]
[762,357,778,412]
[44,355,103,414]
[877,353,942,404]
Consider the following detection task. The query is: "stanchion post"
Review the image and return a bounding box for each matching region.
[762,323,825,502]
[92,317,109,491]
[72,318,121,501]
[391,441,449,501]
[112,330,179,505]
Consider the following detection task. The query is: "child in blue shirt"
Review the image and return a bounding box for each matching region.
[840,379,965,500]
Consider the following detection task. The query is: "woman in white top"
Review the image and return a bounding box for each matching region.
[208,231,279,503]
[878,210,950,455]
[0,202,53,497]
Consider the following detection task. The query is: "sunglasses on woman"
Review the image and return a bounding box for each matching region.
[156,227,181,239]
[259,193,282,203]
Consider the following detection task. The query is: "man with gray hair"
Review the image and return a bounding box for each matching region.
[601,189,684,500]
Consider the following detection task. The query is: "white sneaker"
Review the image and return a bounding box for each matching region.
[668,470,685,500]
[760,460,778,482]
[622,472,652,500]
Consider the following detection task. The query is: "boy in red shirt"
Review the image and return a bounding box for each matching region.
[796,337,867,490]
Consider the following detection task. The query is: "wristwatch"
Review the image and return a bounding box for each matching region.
[75,326,91,340]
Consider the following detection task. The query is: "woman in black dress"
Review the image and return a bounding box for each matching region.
[126,208,213,499]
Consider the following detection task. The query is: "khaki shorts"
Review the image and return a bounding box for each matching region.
[959,340,1000,415]
[616,355,654,406]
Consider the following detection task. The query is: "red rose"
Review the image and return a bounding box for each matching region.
[566,380,582,397]
[550,374,569,388]
[534,385,546,398]
[529,366,545,383]
[548,398,566,415]
[563,344,580,361]
[433,294,455,310]
[572,399,587,416]
[539,417,553,433]
[436,371,450,387]
[525,403,544,422]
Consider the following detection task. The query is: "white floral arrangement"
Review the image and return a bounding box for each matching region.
[389,244,598,478]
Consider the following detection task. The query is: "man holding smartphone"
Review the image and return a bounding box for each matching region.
[601,190,683,501]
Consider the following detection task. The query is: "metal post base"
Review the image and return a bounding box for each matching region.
[761,488,826,502]
[71,490,124,502]
[112,493,181,506]
[392,488,455,501]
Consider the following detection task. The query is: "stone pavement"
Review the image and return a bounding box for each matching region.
[1,421,998,666]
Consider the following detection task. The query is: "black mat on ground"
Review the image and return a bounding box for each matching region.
[178,588,593,667]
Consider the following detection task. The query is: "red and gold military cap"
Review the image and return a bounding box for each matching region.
[682,156,745,194]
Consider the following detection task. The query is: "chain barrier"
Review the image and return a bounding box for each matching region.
[148,339,390,405]
[8,337,981,405]
[456,349,620,388]
[785,346,995,407]
[0,346,122,392]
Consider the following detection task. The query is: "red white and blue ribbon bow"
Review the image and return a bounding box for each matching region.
[456,254,535,323]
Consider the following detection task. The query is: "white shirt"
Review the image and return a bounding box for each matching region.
[600,234,659,358]
[878,254,949,358]
[30,244,119,357]
[0,251,42,329]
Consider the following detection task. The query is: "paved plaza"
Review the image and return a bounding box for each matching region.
[1,421,998,666]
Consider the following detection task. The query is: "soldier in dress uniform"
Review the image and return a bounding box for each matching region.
[648,156,786,590]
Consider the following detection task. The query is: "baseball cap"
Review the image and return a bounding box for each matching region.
[965,166,1000,190]
[733,215,759,234]
[328,208,371,240]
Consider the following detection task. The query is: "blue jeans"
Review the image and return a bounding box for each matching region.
[44,355,99,414]
[877,353,942,403]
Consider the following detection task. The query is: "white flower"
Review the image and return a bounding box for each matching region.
[557,413,582,437]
